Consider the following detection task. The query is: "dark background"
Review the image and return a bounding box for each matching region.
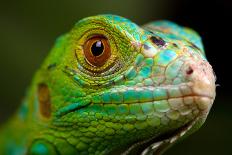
[0,0,231,154]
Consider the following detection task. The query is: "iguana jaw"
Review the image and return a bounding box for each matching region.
[123,97,214,155]
[123,116,199,155]
[119,82,215,155]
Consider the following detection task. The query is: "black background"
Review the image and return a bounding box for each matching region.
[0,0,231,154]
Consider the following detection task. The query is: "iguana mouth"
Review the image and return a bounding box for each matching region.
[56,82,214,117]
[120,118,198,155]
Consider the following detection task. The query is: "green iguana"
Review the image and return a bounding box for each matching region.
[0,15,216,155]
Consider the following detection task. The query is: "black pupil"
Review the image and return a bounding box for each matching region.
[91,40,104,56]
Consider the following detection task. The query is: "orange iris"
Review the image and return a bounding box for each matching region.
[83,35,111,67]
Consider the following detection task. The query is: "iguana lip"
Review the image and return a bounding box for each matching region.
[56,82,214,117]
[95,82,215,104]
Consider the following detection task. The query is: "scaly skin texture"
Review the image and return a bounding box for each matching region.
[0,15,216,155]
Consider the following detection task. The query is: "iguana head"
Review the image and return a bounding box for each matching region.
[36,15,216,154]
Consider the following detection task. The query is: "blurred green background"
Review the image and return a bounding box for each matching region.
[0,0,231,154]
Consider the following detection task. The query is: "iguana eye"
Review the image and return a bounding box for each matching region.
[83,36,111,67]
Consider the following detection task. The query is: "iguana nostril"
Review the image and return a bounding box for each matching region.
[186,66,194,75]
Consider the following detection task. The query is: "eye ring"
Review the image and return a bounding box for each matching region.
[83,35,111,67]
